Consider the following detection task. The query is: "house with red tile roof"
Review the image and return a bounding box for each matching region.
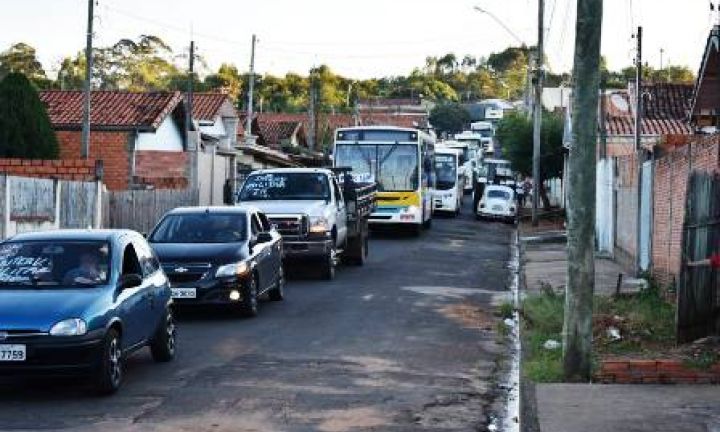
[192,93,240,150]
[600,83,694,157]
[40,90,190,190]
[690,25,720,132]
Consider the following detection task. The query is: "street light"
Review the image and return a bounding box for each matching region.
[473,6,526,46]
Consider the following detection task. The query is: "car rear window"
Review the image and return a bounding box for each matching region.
[150,213,247,244]
[0,241,110,287]
[487,190,511,200]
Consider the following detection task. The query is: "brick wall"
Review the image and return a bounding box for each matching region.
[134,151,189,189]
[56,130,131,191]
[651,134,720,285]
[55,131,191,191]
[0,158,97,182]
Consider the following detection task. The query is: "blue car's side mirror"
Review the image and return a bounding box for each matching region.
[118,274,143,290]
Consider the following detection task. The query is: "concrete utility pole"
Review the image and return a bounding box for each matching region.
[563,0,603,382]
[81,0,95,159]
[186,40,195,134]
[531,0,544,226]
[634,26,644,275]
[245,34,257,143]
[308,68,318,151]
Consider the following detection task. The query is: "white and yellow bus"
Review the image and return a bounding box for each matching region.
[333,126,435,234]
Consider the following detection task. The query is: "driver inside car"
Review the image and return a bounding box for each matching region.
[63,252,104,285]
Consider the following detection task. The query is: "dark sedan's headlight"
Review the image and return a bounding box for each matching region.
[215,261,250,278]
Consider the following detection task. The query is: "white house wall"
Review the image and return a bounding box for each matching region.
[199,116,227,137]
[136,116,185,151]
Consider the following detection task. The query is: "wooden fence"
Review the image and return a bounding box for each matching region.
[0,175,99,240]
[677,171,720,343]
[103,188,199,234]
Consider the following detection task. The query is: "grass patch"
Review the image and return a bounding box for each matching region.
[497,301,515,320]
[520,284,677,382]
[521,287,565,382]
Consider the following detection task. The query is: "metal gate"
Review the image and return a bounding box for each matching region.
[677,171,720,343]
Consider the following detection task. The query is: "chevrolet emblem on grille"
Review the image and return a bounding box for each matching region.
[174,267,189,273]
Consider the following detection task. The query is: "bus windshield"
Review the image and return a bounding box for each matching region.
[335,144,419,192]
[434,154,457,190]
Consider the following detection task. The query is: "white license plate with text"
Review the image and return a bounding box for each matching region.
[0,344,26,362]
[171,288,197,299]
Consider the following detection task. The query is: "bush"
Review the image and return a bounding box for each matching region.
[0,72,59,158]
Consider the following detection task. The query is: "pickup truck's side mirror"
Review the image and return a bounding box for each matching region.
[256,232,273,244]
[118,274,143,290]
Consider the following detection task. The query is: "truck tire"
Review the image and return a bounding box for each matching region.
[320,249,336,280]
[345,234,368,266]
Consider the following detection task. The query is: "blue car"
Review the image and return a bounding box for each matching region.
[0,230,176,394]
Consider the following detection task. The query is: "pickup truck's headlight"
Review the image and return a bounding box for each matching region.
[216,261,250,278]
[309,217,330,234]
[50,318,87,336]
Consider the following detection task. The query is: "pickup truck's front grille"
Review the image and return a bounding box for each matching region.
[268,215,308,237]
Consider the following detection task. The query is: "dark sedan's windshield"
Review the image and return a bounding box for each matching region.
[0,241,110,287]
[239,173,330,201]
[151,213,247,244]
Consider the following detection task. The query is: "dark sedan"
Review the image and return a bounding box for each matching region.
[149,206,284,317]
[0,230,176,395]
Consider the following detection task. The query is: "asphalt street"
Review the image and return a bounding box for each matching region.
[0,199,514,432]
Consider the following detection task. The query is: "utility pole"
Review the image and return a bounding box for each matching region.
[244,34,257,144]
[81,0,95,159]
[634,26,644,276]
[531,0,544,226]
[308,68,317,151]
[563,0,603,382]
[186,40,195,134]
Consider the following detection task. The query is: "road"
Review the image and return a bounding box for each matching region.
[0,201,514,432]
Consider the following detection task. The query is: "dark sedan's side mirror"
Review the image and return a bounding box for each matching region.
[256,232,273,244]
[118,274,143,290]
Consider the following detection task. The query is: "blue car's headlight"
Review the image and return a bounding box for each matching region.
[49,318,88,336]
[216,261,250,278]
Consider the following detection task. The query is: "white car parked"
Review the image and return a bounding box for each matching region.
[476,185,517,224]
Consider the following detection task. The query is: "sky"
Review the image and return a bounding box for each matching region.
[0,0,715,79]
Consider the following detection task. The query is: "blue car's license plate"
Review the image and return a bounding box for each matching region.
[0,344,26,361]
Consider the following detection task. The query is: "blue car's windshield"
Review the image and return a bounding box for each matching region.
[151,213,248,244]
[0,241,110,287]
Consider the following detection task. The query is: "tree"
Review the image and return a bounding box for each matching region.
[0,43,50,88]
[204,63,243,102]
[429,103,470,137]
[0,73,59,158]
[495,111,564,208]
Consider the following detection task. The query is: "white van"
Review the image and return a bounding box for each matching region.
[433,148,463,216]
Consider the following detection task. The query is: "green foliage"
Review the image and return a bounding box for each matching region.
[601,55,696,88]
[429,103,471,137]
[0,43,51,88]
[496,110,564,180]
[0,73,59,158]
[521,288,565,382]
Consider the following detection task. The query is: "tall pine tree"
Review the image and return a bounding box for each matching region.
[0,72,58,158]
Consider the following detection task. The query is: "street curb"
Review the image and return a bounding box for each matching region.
[519,231,567,245]
[517,232,542,432]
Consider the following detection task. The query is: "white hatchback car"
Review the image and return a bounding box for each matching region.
[476,185,517,224]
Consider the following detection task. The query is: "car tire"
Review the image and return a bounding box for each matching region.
[320,249,336,280]
[93,328,123,395]
[240,275,259,317]
[150,308,176,363]
[269,265,285,301]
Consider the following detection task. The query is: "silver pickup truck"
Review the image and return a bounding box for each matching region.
[235,168,376,280]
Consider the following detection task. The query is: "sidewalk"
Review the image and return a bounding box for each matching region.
[521,229,638,296]
[519,227,720,432]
